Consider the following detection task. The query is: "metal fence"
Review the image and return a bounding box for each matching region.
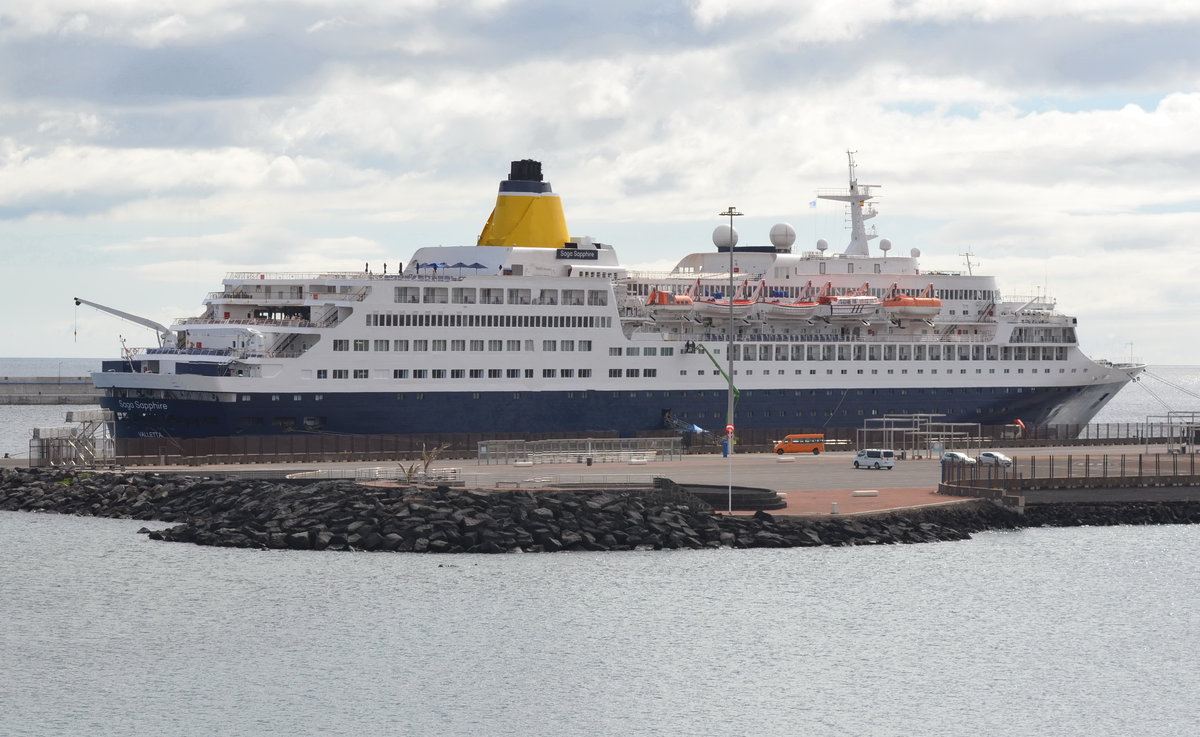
[941,452,1200,491]
[477,437,683,465]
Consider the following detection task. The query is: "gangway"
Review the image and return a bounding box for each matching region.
[29,408,116,467]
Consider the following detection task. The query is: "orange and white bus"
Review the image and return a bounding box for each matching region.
[772,433,826,455]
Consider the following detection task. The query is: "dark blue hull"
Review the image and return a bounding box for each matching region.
[101,381,1120,439]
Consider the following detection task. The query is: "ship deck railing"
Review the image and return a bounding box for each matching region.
[682,332,997,344]
[130,347,307,361]
[205,290,366,303]
[143,347,234,357]
[225,271,471,282]
[173,317,322,329]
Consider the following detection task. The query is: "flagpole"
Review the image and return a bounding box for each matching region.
[719,206,742,514]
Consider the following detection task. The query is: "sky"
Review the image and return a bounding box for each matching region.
[2,0,1199,364]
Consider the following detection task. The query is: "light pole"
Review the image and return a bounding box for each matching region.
[719,206,742,513]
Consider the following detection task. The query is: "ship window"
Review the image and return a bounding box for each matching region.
[488,340,503,351]
[580,341,593,351]
[374,340,389,351]
[562,369,574,378]
[506,369,520,378]
[353,339,368,351]
[413,369,427,378]
[333,340,349,351]
[393,369,408,378]
[332,370,348,379]
[432,340,447,351]
[525,369,534,378]
[579,369,592,378]
[471,340,484,351]
[543,369,557,378]
[353,369,368,379]
[317,370,327,379]
[610,368,622,377]
[610,347,622,356]
[645,368,657,378]
[543,340,557,351]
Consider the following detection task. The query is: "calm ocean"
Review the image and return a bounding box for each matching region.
[3,359,1200,736]
[2,513,1198,736]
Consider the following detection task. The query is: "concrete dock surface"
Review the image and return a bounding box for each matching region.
[7,443,1186,517]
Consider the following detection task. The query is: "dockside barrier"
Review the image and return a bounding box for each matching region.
[938,452,1200,507]
[0,376,101,405]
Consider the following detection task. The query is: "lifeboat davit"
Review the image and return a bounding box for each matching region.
[646,289,695,317]
[694,297,755,319]
[882,283,941,319]
[758,300,820,321]
[819,284,881,321]
[756,282,818,320]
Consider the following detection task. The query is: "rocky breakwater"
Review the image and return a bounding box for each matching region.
[0,467,1024,553]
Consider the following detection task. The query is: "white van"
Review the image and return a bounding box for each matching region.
[853,449,896,470]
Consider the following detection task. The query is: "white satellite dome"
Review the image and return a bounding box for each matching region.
[713,224,739,248]
[816,238,828,252]
[910,248,921,258]
[879,238,892,253]
[769,223,796,249]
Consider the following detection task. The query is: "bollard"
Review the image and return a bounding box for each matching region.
[831,502,839,514]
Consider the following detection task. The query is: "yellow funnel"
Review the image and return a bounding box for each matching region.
[477,160,570,248]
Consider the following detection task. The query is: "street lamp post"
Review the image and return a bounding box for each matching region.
[718,206,742,513]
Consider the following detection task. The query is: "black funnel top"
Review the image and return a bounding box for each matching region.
[509,159,543,182]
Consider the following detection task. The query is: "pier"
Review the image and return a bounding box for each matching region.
[0,376,102,405]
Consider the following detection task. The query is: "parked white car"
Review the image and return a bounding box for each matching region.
[976,451,1013,467]
[853,449,896,470]
[940,451,977,465]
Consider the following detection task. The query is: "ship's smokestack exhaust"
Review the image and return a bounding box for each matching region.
[478,159,570,248]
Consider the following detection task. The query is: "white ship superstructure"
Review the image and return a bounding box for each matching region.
[87,156,1144,440]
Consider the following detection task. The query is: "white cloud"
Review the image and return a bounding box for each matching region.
[3,0,1200,365]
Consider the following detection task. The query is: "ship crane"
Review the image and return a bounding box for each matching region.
[73,297,177,348]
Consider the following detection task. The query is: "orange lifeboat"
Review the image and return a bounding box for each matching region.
[646,289,695,316]
[883,283,941,319]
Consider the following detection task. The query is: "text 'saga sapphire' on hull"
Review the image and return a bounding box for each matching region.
[87,155,1144,440]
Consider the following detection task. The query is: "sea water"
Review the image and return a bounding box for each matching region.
[1,513,1197,736]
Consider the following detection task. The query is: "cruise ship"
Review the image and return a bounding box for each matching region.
[83,156,1144,440]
